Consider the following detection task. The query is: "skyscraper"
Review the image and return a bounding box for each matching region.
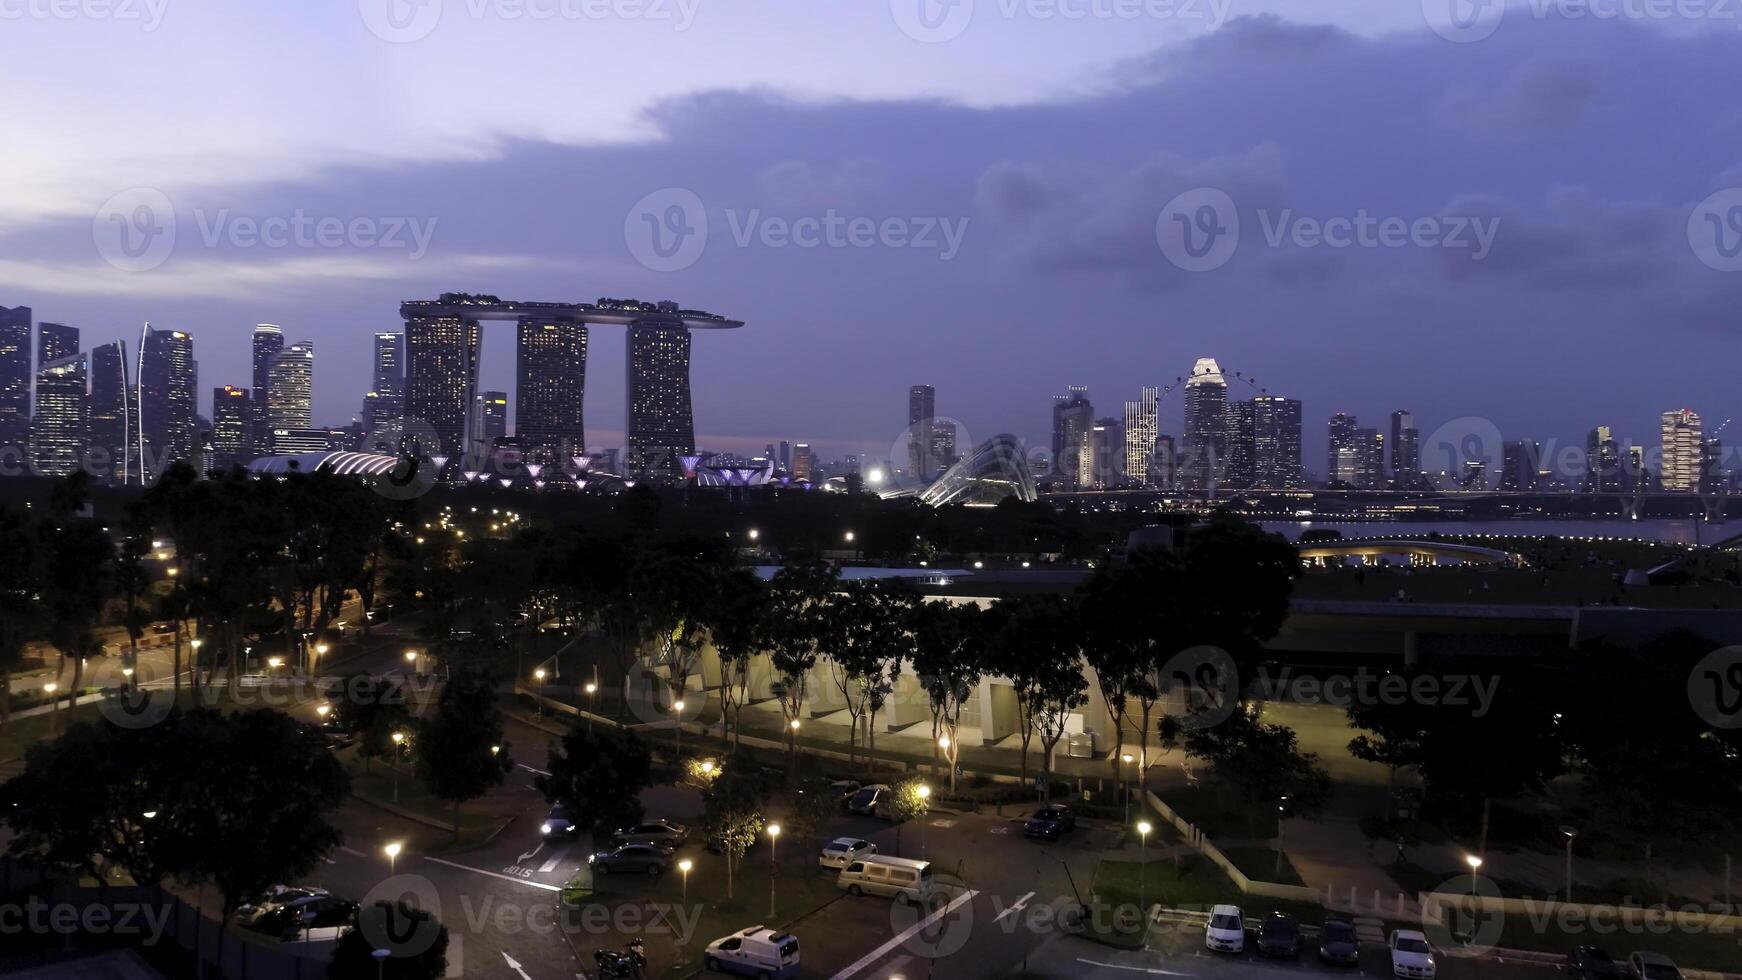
[267,342,314,435]
[791,442,815,481]
[30,351,87,477]
[1327,413,1358,486]
[1499,440,1542,492]
[1089,417,1125,488]
[211,385,253,468]
[138,326,197,479]
[1181,358,1228,492]
[1250,395,1303,489]
[361,332,406,434]
[1701,439,1725,497]
[1389,410,1419,488]
[38,322,78,365]
[1123,386,1158,487]
[88,342,132,482]
[1661,409,1702,492]
[481,390,508,445]
[1223,399,1255,489]
[1585,426,1619,493]
[0,305,30,455]
[405,313,482,458]
[516,320,586,464]
[1356,428,1385,489]
[625,320,695,479]
[1052,386,1093,486]
[251,324,284,450]
[909,384,936,479]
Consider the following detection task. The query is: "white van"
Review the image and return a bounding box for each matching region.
[703,926,800,979]
[836,855,934,903]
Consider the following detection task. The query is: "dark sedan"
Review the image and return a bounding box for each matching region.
[239,894,358,940]
[1568,946,1626,980]
[1316,915,1360,967]
[1023,804,1076,840]
[1255,912,1301,959]
[588,843,674,876]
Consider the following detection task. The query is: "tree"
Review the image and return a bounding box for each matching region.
[329,901,450,980]
[0,506,40,730]
[880,775,931,857]
[38,480,115,707]
[709,570,773,747]
[765,563,837,767]
[415,669,513,837]
[535,725,655,840]
[1162,703,1331,839]
[336,674,415,774]
[699,765,771,899]
[1000,595,1089,794]
[1077,561,1154,780]
[909,600,986,791]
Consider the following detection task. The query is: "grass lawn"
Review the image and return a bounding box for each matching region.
[341,757,504,844]
[1093,854,1327,924]
[1155,788,1280,841]
[1220,846,1306,888]
[1422,890,1742,974]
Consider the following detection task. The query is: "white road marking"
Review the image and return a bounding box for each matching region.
[829,889,979,980]
[518,763,551,776]
[1074,957,1196,976]
[502,951,533,980]
[537,846,570,874]
[423,856,561,892]
[338,846,366,858]
[993,891,1036,925]
[518,842,545,864]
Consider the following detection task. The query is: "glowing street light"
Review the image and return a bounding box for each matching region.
[384,841,403,874]
[917,784,932,857]
[391,731,409,802]
[747,528,760,541]
[767,824,782,917]
[1137,821,1153,923]
[1465,854,1484,898]
[1121,753,1136,823]
[673,699,687,755]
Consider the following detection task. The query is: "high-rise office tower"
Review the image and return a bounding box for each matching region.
[1355,428,1385,489]
[516,320,587,463]
[1250,395,1303,489]
[1089,416,1125,488]
[1326,413,1358,486]
[38,322,78,366]
[791,442,815,481]
[1661,409,1702,492]
[1701,439,1725,496]
[1389,410,1420,488]
[625,321,695,479]
[481,390,508,445]
[1499,440,1542,492]
[909,384,936,479]
[251,325,284,450]
[779,440,791,472]
[1181,359,1228,492]
[1052,386,1093,486]
[1223,400,1255,489]
[0,305,30,454]
[1586,426,1620,493]
[30,351,87,477]
[361,332,406,434]
[88,342,132,482]
[405,314,481,457]
[1153,434,1176,490]
[267,341,314,435]
[211,386,253,469]
[138,326,197,479]
[1123,386,1159,487]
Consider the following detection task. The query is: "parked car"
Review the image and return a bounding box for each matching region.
[1255,912,1301,959]
[1568,946,1625,979]
[819,837,877,870]
[1316,915,1361,967]
[837,855,934,903]
[846,784,890,816]
[703,926,802,979]
[1389,929,1437,979]
[1204,904,1245,954]
[588,843,673,876]
[236,884,327,917]
[1023,804,1076,840]
[612,819,687,847]
[541,805,580,839]
[1626,951,1685,980]
[151,622,176,635]
[239,893,357,940]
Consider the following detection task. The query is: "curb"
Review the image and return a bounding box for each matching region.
[349,791,457,834]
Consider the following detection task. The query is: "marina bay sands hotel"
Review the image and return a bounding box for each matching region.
[400,294,743,479]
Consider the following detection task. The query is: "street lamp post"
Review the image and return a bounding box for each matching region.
[43,682,57,735]
[404,649,418,677]
[938,735,954,791]
[677,858,693,965]
[674,699,686,756]
[1121,753,1135,825]
[1560,827,1578,903]
[917,785,931,858]
[767,824,781,917]
[1465,854,1484,899]
[314,642,328,677]
[584,682,598,733]
[533,668,547,717]
[391,732,407,803]
[384,841,402,875]
[1137,821,1153,932]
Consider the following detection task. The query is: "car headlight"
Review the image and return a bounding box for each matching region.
[541,824,552,835]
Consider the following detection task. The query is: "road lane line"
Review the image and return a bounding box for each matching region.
[1075,957,1195,976]
[423,856,561,892]
[993,891,1035,925]
[829,889,979,980]
[537,846,570,874]
[517,763,551,776]
[338,846,366,858]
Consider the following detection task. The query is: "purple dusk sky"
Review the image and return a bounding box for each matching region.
[5,1,1742,468]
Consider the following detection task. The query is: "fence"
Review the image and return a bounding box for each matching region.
[0,859,335,980]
